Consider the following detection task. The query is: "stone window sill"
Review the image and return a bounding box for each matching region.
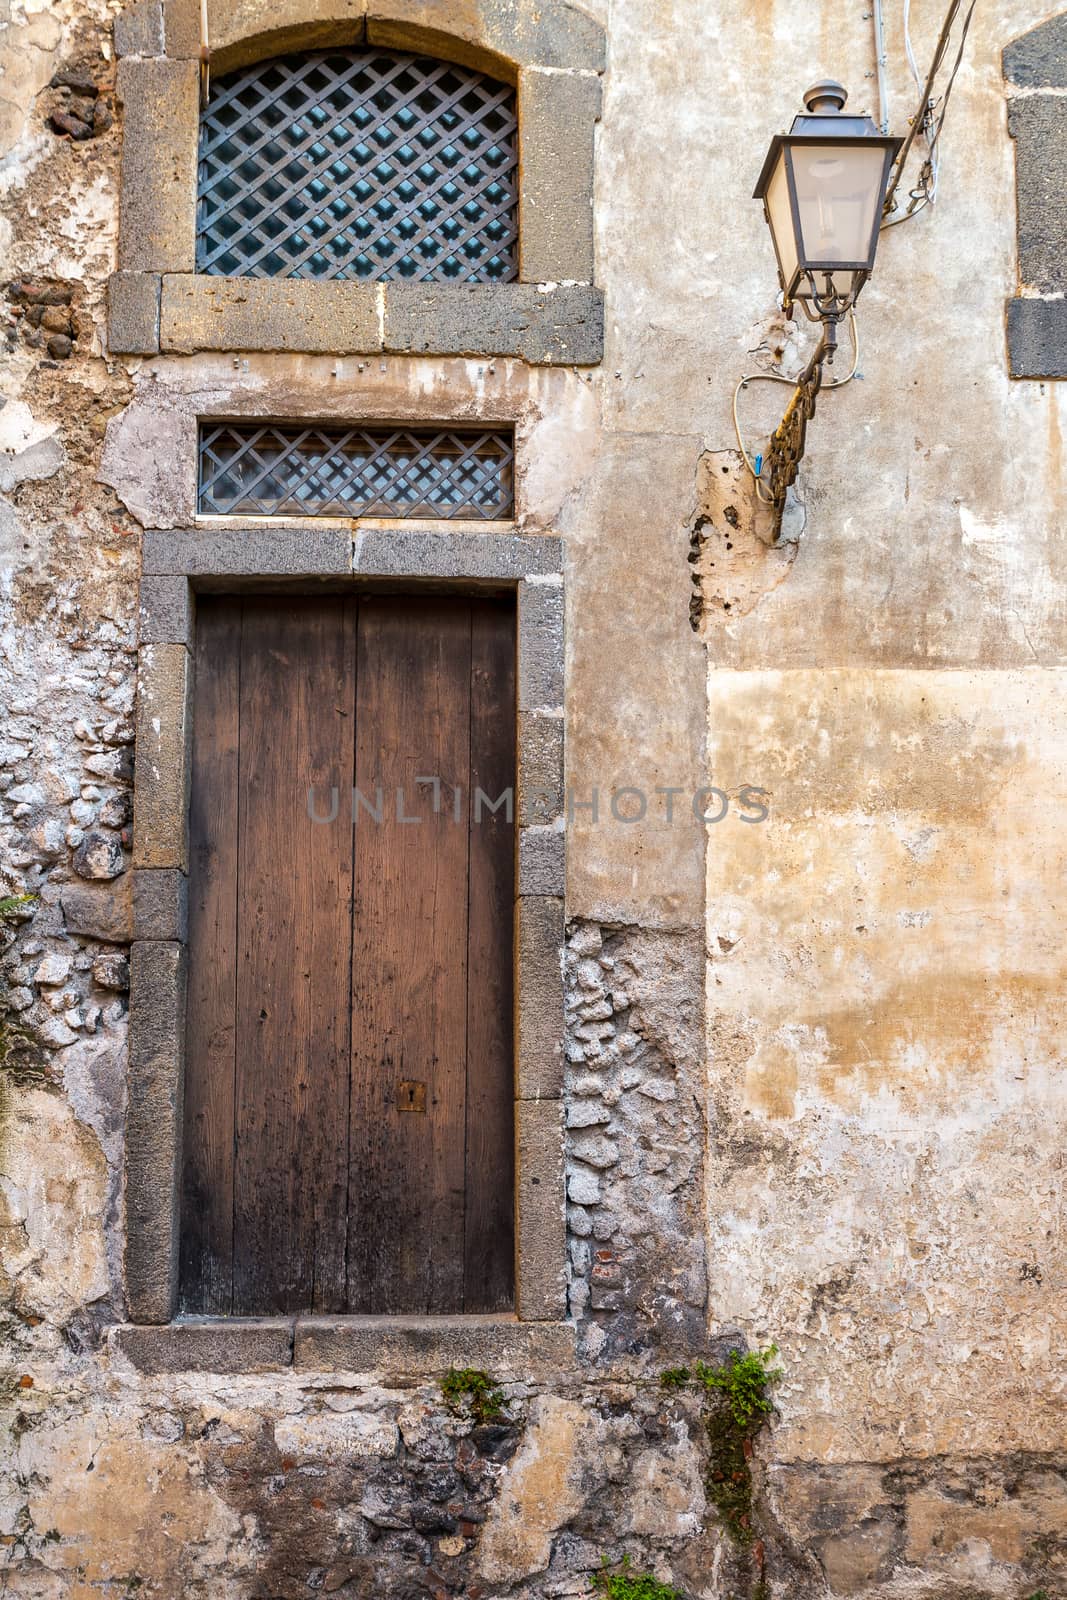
[113,1315,576,1377]
[108,273,605,366]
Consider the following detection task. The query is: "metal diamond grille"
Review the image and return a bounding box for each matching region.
[197,49,518,281]
[199,422,515,519]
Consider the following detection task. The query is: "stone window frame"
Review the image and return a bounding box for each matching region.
[108,0,605,366]
[1003,14,1067,379]
[119,388,570,1371]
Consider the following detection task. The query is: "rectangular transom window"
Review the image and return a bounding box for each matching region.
[198,421,515,519]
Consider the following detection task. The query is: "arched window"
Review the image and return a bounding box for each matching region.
[197,49,518,282]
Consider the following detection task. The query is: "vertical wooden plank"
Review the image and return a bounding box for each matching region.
[348,597,472,1314]
[233,598,355,1314]
[465,601,517,1311]
[181,598,241,1313]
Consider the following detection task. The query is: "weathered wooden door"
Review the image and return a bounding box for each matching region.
[180,594,515,1316]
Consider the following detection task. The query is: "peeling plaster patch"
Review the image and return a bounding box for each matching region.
[0,433,65,493]
[0,1087,110,1322]
[688,449,797,632]
[478,1397,606,1583]
[0,401,59,456]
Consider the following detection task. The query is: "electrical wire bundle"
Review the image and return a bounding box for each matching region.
[882,0,979,227]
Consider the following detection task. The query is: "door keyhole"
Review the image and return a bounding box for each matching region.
[397,1080,427,1114]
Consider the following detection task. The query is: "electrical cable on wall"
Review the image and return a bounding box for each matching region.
[882,0,978,227]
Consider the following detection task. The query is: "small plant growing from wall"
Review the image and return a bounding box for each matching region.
[590,1554,685,1599]
[440,1367,508,1426]
[660,1346,783,1549]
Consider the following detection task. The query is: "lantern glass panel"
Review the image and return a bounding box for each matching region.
[765,152,798,291]
[789,141,887,268]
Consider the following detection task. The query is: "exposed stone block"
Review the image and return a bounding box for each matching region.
[133,868,189,942]
[293,1315,576,1375]
[518,827,564,896]
[60,878,133,943]
[366,0,605,75]
[518,578,564,711]
[1003,13,1067,89]
[115,0,165,56]
[517,895,564,1098]
[133,643,191,871]
[116,60,198,273]
[1007,96,1067,295]
[516,1099,567,1319]
[1007,297,1067,379]
[383,283,605,365]
[107,272,161,355]
[353,529,562,581]
[142,525,352,577]
[518,70,599,284]
[517,712,564,826]
[164,0,366,69]
[115,1318,294,1372]
[125,940,187,1322]
[159,275,382,354]
[138,575,192,647]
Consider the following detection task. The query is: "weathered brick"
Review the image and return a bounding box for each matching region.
[133,643,191,871]
[116,60,198,273]
[518,70,600,283]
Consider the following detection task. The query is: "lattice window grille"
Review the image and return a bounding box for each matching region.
[197,49,519,282]
[198,422,516,520]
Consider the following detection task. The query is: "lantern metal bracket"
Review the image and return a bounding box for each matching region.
[758,313,838,544]
[737,273,861,546]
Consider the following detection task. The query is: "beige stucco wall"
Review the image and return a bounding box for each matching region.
[679,0,1067,1500]
[1,0,1065,1594]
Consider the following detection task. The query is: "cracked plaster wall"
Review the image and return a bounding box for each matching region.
[0,0,1065,1597]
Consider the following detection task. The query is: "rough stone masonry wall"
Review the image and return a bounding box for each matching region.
[563,923,707,1362]
[1,2,1067,1600]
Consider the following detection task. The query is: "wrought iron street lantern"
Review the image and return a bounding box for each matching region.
[747,82,903,542]
[753,81,902,321]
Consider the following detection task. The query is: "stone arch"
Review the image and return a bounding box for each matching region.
[1003,11,1067,378]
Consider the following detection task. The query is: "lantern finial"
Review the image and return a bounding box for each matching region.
[803,80,848,115]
